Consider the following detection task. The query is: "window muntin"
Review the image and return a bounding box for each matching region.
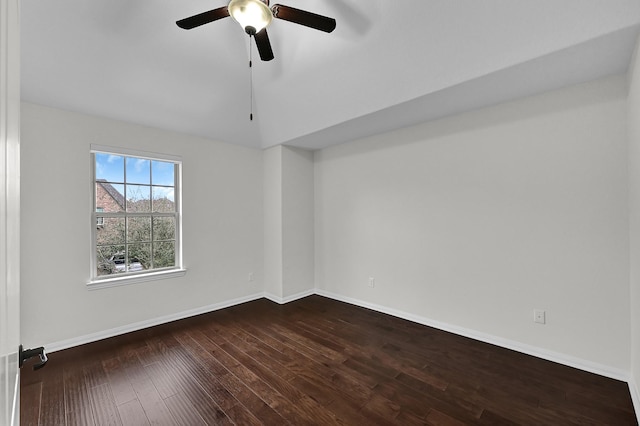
[91,149,181,281]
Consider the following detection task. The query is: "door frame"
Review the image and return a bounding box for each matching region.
[0,0,21,424]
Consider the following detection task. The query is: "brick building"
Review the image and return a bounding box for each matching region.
[96,179,124,218]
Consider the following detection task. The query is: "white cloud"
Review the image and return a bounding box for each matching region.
[153,187,175,202]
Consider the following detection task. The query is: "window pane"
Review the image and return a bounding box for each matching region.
[153,217,175,241]
[96,153,124,182]
[126,157,150,184]
[96,207,104,226]
[128,243,151,270]
[96,182,125,212]
[153,241,175,268]
[152,187,175,212]
[96,245,125,276]
[96,217,125,245]
[126,184,151,212]
[127,217,151,243]
[152,161,174,186]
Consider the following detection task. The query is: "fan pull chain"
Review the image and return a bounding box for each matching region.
[249,36,254,121]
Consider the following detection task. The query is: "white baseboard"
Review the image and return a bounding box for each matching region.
[630,377,640,420]
[315,289,631,382]
[264,289,315,305]
[45,292,265,353]
[45,289,317,353]
[43,286,637,416]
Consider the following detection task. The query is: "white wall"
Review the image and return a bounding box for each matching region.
[20,102,264,348]
[263,145,283,298]
[315,75,630,371]
[282,146,314,298]
[628,35,640,411]
[263,145,315,301]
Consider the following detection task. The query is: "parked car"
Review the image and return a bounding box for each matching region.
[109,253,143,273]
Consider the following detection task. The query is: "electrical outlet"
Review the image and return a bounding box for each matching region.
[368,277,375,288]
[248,272,254,282]
[534,309,546,324]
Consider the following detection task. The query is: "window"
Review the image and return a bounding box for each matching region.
[90,145,182,285]
[96,207,104,227]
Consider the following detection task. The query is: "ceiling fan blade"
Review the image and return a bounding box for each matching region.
[254,29,275,61]
[271,4,336,33]
[176,7,230,30]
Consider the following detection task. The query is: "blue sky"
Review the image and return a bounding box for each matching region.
[96,153,175,201]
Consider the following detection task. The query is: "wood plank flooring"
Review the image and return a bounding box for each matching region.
[20,295,638,425]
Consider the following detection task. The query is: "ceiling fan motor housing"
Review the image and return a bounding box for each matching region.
[228,0,273,34]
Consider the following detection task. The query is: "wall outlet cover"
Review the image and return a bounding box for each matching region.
[534,309,546,324]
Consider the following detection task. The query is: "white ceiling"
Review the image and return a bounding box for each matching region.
[20,1,640,150]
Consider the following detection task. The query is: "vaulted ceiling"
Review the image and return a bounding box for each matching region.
[21,1,640,150]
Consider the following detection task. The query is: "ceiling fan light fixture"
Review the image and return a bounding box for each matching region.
[228,0,273,35]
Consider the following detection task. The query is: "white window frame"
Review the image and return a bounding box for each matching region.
[88,144,185,289]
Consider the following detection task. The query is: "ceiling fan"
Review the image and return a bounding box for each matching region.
[176,0,337,62]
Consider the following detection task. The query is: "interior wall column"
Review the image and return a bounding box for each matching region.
[263,145,314,302]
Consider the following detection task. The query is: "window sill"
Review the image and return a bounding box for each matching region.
[87,269,187,290]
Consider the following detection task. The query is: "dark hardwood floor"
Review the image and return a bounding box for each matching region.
[21,295,637,425]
